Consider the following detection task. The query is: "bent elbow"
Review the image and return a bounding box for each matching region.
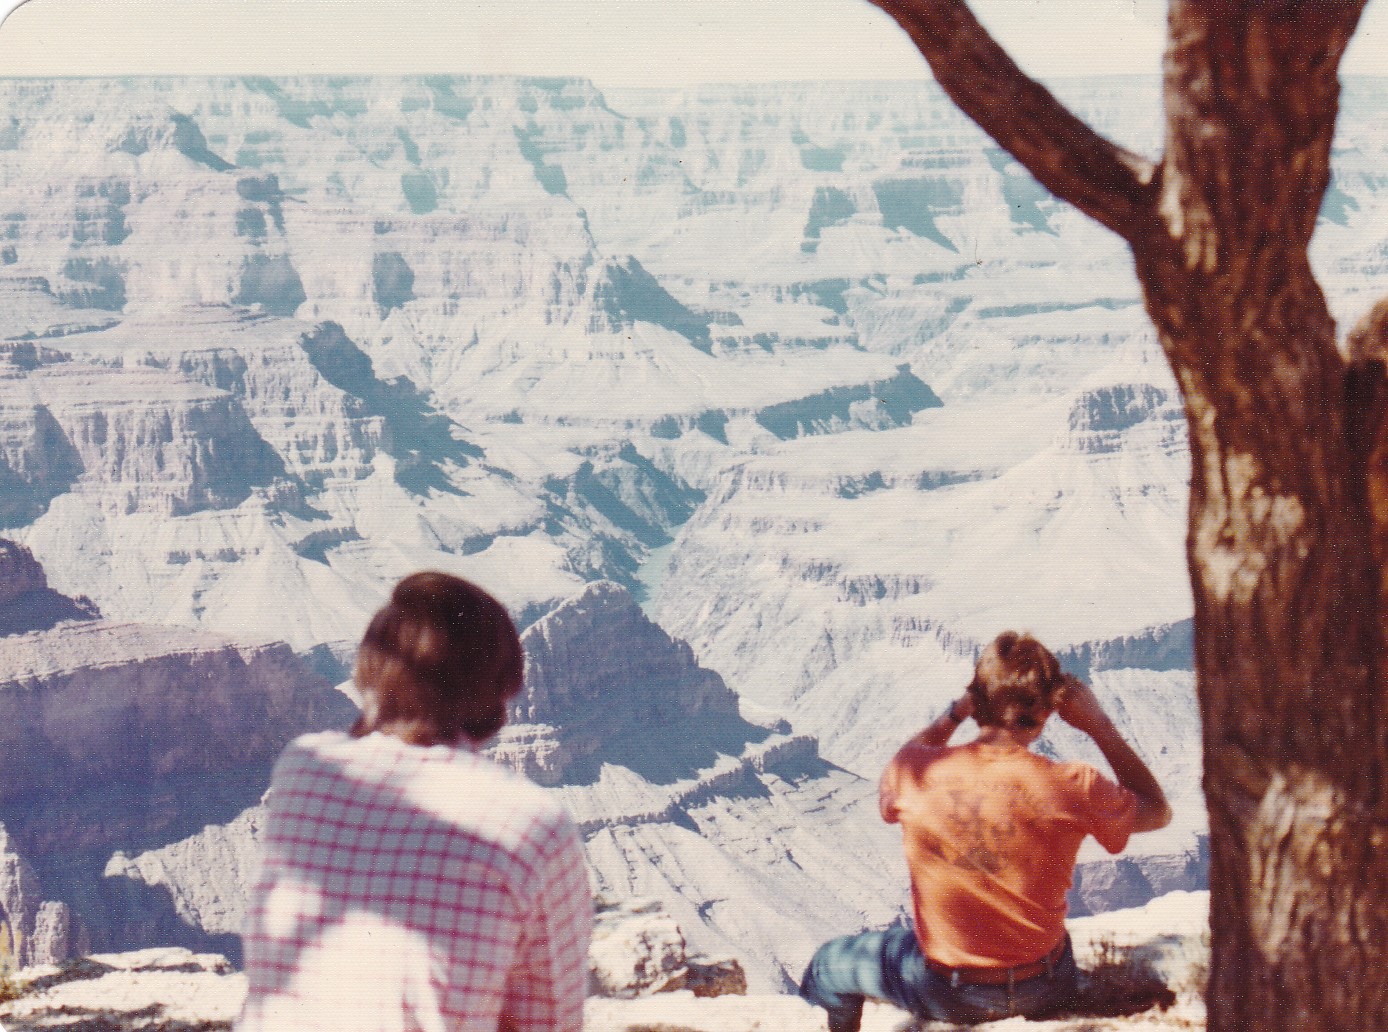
[1136,798,1173,833]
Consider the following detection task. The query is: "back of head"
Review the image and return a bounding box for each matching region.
[967,632,1063,731]
[352,572,523,746]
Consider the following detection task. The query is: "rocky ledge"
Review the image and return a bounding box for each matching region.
[0,892,1209,1031]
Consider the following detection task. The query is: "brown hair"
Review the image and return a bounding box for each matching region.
[967,632,1065,730]
[351,572,524,746]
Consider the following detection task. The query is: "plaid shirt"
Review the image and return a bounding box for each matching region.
[237,731,591,1032]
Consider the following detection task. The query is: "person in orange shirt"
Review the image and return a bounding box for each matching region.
[799,632,1172,1030]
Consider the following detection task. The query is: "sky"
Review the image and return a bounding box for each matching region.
[0,0,1386,88]
[5,0,1385,88]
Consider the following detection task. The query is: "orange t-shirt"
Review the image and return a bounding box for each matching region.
[879,739,1137,968]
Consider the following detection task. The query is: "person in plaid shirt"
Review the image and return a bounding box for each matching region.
[237,573,591,1032]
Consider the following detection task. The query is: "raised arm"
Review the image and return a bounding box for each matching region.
[914,691,975,748]
[880,693,975,821]
[1057,677,1172,833]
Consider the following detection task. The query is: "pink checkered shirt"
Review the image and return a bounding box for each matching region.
[237,731,591,1032]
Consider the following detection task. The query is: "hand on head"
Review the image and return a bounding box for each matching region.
[951,691,975,723]
[1055,675,1109,735]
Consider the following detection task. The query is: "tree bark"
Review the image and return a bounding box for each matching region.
[868,0,1388,1027]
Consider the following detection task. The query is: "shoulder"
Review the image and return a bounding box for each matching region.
[288,734,578,859]
[268,730,352,781]
[889,737,949,769]
[470,751,573,827]
[274,733,570,827]
[422,746,578,851]
[1050,760,1139,819]
[881,739,955,793]
[448,754,583,883]
[283,729,353,757]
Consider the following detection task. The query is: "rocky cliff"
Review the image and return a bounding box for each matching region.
[0,539,98,636]
[520,580,735,724]
[0,73,1309,983]
[501,579,739,787]
[0,540,357,964]
[0,342,285,519]
[0,622,351,803]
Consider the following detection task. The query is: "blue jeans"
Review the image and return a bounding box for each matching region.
[799,926,1078,1029]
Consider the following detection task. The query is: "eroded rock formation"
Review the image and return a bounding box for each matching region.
[0,541,357,962]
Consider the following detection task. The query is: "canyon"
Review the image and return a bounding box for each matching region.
[5,72,1381,988]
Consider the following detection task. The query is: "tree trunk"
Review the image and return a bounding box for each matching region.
[868,0,1388,1026]
[1137,167,1388,1028]
[1138,8,1388,1023]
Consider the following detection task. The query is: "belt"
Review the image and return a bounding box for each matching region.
[925,935,1068,987]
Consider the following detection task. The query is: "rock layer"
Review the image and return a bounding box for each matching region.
[0,622,350,803]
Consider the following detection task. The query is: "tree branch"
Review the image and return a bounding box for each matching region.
[869,0,1159,240]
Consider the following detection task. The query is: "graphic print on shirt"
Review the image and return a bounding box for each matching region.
[932,781,1037,878]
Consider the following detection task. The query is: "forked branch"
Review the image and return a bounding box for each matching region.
[870,0,1159,240]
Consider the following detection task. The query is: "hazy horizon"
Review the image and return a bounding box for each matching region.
[0,0,1227,87]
